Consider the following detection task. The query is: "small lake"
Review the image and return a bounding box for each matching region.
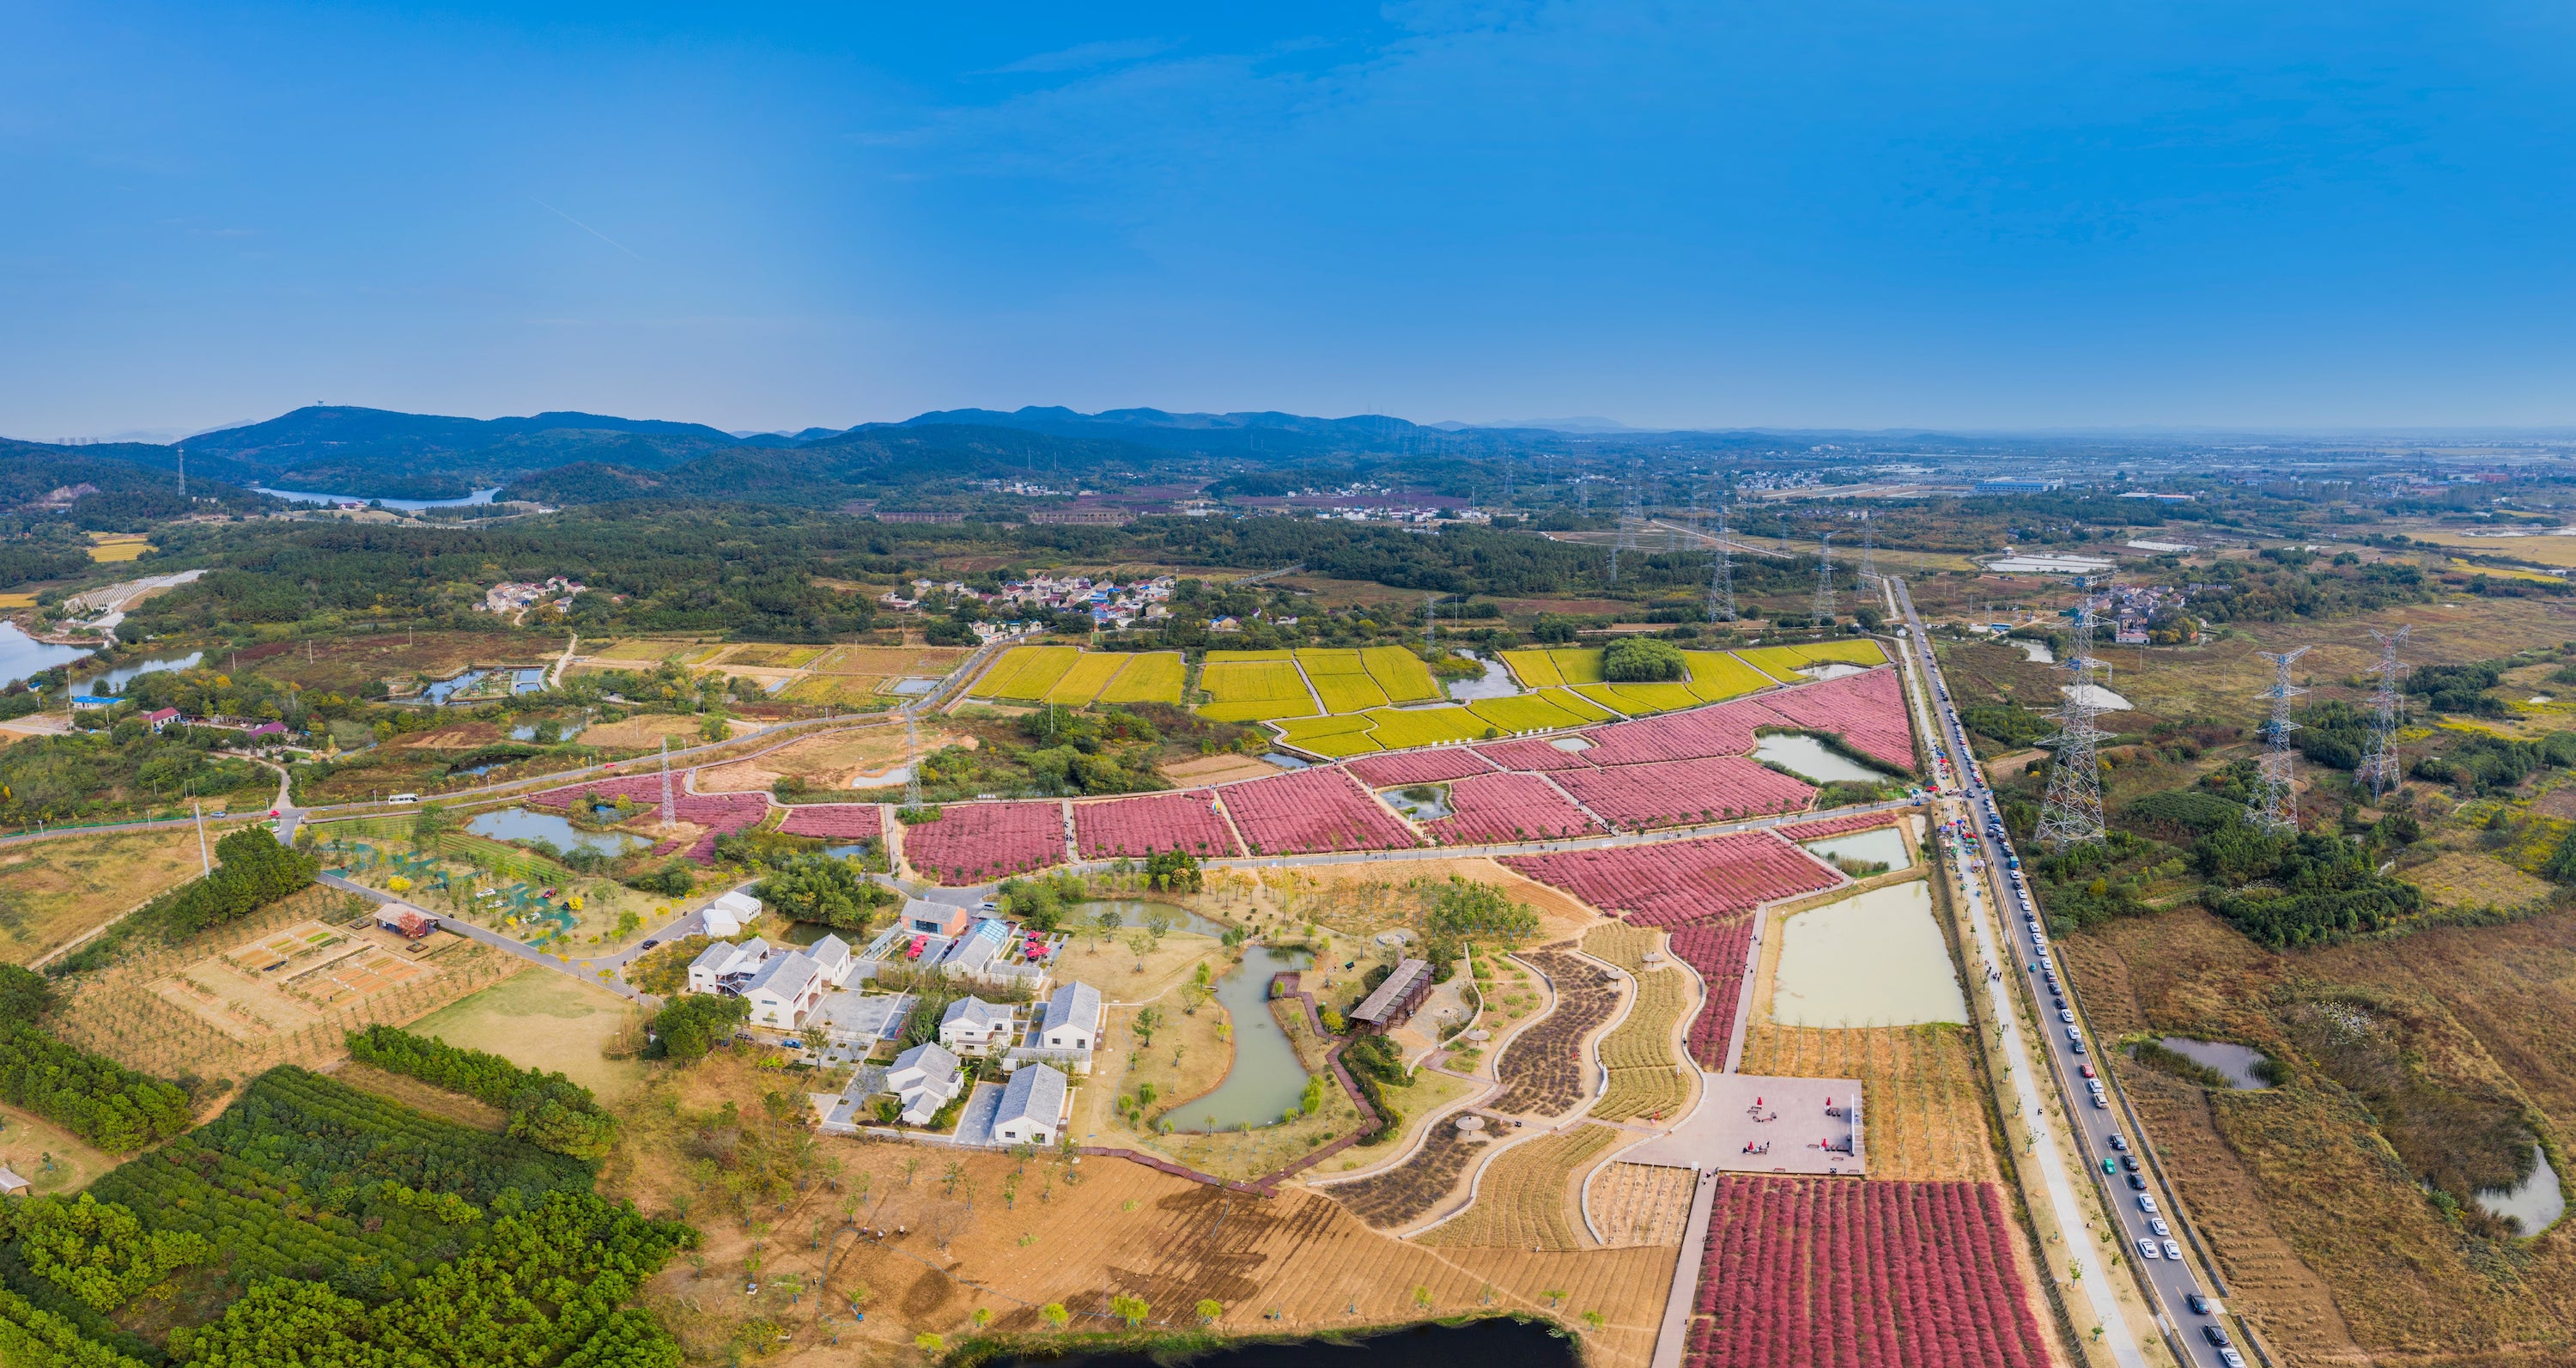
[888,676,942,696]
[2063,683,2133,712]
[989,1316,1578,1368]
[1084,901,1317,1132]
[2012,639,2056,664]
[2158,1037,2273,1090]
[255,485,503,511]
[1445,653,1524,702]
[1259,752,1314,769]
[1796,662,1870,681]
[1380,785,1454,821]
[467,806,650,856]
[1753,733,1891,785]
[1771,880,1968,1028]
[423,667,548,705]
[2477,1143,2567,1236]
[1802,825,1912,872]
[0,623,95,690]
[70,648,204,696]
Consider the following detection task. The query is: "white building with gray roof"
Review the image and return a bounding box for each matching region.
[991,1062,1069,1146]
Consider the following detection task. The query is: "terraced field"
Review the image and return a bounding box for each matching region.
[1418,1123,1617,1250]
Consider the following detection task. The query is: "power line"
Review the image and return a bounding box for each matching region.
[1708,500,1737,623]
[1811,532,1836,623]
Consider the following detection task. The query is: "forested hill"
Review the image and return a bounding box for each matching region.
[498,423,1170,506]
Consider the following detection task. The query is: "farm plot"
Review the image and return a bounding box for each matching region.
[1736,640,1889,678]
[1273,714,1383,757]
[1043,652,1128,704]
[1295,648,1393,713]
[1581,697,1772,764]
[1360,705,1493,749]
[0,826,210,966]
[648,792,771,863]
[1221,769,1419,854]
[969,645,1080,701]
[1502,648,1607,687]
[1492,948,1626,1116]
[1321,1110,1505,1229]
[1589,1162,1695,1247]
[1198,653,1318,722]
[1473,735,1601,770]
[1753,666,1916,772]
[1425,771,1604,844]
[1781,812,1903,842]
[1072,790,1240,859]
[1549,755,1815,829]
[1684,650,1777,702]
[1738,1023,1996,1184]
[1362,646,1444,703]
[1419,1123,1617,1249]
[1686,1176,2049,1368]
[1346,748,1497,786]
[1573,682,1706,717]
[1504,832,1841,927]
[1467,691,1601,734]
[1097,651,1186,704]
[775,802,886,842]
[161,918,442,1043]
[1591,964,1694,1122]
[1669,919,1756,1069]
[901,801,1068,882]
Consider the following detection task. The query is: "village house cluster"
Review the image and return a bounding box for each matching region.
[477,576,584,617]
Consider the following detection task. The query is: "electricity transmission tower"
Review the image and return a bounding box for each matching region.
[1608,478,1643,583]
[1708,502,1737,623]
[2036,594,2109,848]
[1857,514,1878,584]
[2362,627,2409,800]
[2249,647,2312,835]
[1424,593,1438,653]
[658,737,675,829]
[905,714,925,813]
[1811,532,1836,622]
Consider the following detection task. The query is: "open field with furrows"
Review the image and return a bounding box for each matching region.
[1736,1022,1998,1183]
[606,1052,1676,1368]
[0,826,213,965]
[1319,1110,1505,1228]
[2058,904,2576,1364]
[45,885,518,1087]
[1587,1160,1693,1248]
[1418,1122,1618,1250]
[1492,948,1625,1116]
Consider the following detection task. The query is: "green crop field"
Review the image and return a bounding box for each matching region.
[969,645,1079,700]
[1043,651,1127,704]
[1502,647,1607,687]
[1358,705,1495,749]
[1097,651,1186,704]
[1684,649,1777,701]
[1200,652,1317,722]
[1363,646,1444,702]
[1468,692,1598,733]
[1275,714,1385,757]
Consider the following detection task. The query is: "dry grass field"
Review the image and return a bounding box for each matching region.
[1586,1160,1694,1248]
[0,1100,121,1192]
[0,827,211,965]
[2060,903,2576,1364]
[1418,1122,1617,1250]
[696,721,930,793]
[405,966,648,1103]
[1737,1022,1998,1183]
[608,1055,1676,1368]
[576,713,720,749]
[2406,848,2556,910]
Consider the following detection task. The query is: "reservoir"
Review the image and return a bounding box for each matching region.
[1771,880,1967,1028]
[0,623,94,690]
[1801,825,1913,872]
[70,648,205,696]
[256,485,504,511]
[1445,653,1524,701]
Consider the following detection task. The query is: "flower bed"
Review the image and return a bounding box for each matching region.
[524,775,671,810]
[775,803,888,842]
[1501,832,1841,926]
[1778,812,1900,842]
[1344,747,1498,787]
[1071,790,1241,859]
[1578,697,1775,765]
[1668,918,1756,1068]
[1686,1176,2050,1368]
[1492,948,1625,1116]
[1549,756,1814,830]
[1470,737,1601,771]
[1753,666,1916,772]
[1221,769,1420,855]
[1424,772,1603,844]
[650,792,772,863]
[900,801,1068,882]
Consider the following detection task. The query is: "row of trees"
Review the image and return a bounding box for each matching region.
[344,1024,617,1159]
[0,966,192,1152]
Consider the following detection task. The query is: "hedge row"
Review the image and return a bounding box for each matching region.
[345,1025,617,1159]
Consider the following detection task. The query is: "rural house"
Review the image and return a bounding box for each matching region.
[886,1042,964,1124]
[939,997,1016,1055]
[992,1062,1069,1146]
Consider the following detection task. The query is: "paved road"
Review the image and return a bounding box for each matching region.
[1894,576,2247,1368]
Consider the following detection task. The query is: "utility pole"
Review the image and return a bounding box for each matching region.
[2249,647,2312,835]
[2362,626,2409,800]
[194,799,210,874]
[2036,593,2108,848]
[659,737,675,829]
[1811,532,1836,623]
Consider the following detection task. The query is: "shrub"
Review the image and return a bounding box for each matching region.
[1601,637,1686,682]
[345,1025,617,1159]
[647,994,750,1064]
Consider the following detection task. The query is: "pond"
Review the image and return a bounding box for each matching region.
[254,484,503,511]
[2012,639,2056,664]
[2157,1037,2273,1090]
[1379,785,1453,821]
[1801,825,1912,872]
[1444,653,1524,702]
[2063,683,2133,712]
[0,622,94,690]
[2477,1143,2567,1236]
[1771,880,1968,1028]
[1259,751,1313,769]
[1752,733,1891,785]
[988,1316,1577,1368]
[466,807,652,857]
[1795,662,1870,681]
[888,676,942,696]
[1083,901,1317,1132]
[422,667,550,705]
[70,648,204,696]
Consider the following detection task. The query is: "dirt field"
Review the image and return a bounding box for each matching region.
[152,917,451,1043]
[0,1099,121,1189]
[1188,857,1601,950]
[1736,1022,1998,1183]
[405,966,648,1103]
[1159,753,1279,786]
[1586,1160,1694,1248]
[696,723,944,794]
[0,826,210,966]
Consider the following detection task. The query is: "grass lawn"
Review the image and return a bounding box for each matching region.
[0,827,212,965]
[404,965,647,1103]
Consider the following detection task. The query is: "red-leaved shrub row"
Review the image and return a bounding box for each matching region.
[1344,748,1498,786]
[775,803,888,842]
[1549,756,1815,830]
[1500,833,1838,927]
[1423,772,1603,845]
[1668,918,1755,1068]
[900,801,1068,881]
[525,775,673,810]
[1686,1176,2050,1368]
[1072,790,1242,859]
[1467,737,1601,771]
[1753,667,1916,772]
[1778,812,1900,842]
[1577,697,1777,765]
[647,792,773,864]
[1221,769,1420,855]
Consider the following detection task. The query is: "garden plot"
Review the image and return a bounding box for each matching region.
[161,919,444,1042]
[1418,1122,1617,1249]
[1319,1109,1507,1229]
[899,801,1068,882]
[1588,1162,1695,1248]
[1492,947,1625,1116]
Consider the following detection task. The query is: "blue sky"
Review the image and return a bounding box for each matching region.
[7,1,2574,438]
